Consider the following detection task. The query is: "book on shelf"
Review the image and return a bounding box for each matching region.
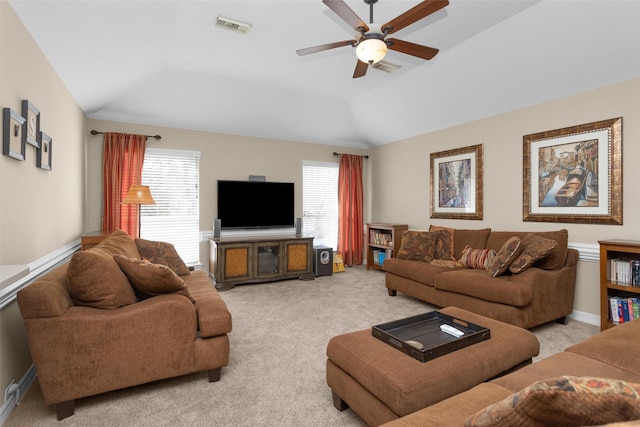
[369,230,393,247]
[608,258,640,287]
[608,296,640,324]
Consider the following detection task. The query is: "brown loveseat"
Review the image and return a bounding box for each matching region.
[381,318,640,427]
[17,230,232,420]
[384,227,577,329]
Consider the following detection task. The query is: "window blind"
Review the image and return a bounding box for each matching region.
[302,161,338,250]
[141,148,201,264]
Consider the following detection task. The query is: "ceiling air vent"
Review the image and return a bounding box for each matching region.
[215,16,252,34]
[372,60,401,73]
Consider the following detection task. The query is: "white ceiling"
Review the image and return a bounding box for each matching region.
[9,0,640,149]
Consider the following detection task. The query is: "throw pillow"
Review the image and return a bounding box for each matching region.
[509,234,557,274]
[459,246,496,270]
[114,255,195,303]
[67,250,138,309]
[464,376,640,427]
[487,237,523,278]
[429,225,455,260]
[396,231,437,263]
[135,238,190,276]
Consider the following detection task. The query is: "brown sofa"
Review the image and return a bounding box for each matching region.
[381,318,640,427]
[383,228,577,329]
[17,230,232,420]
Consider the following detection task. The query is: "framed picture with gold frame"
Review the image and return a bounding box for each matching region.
[523,117,622,225]
[3,108,26,161]
[37,131,53,171]
[22,100,40,148]
[430,144,483,220]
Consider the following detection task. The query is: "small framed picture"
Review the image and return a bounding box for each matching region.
[37,132,52,170]
[430,144,484,220]
[3,108,27,161]
[22,100,40,147]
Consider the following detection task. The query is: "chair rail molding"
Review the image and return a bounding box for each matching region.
[0,239,80,309]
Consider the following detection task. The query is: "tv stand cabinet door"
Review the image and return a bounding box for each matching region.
[284,239,313,277]
[217,242,252,284]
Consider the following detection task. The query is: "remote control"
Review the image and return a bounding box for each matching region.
[440,324,464,337]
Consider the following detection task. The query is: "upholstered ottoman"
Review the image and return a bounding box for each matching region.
[326,307,539,426]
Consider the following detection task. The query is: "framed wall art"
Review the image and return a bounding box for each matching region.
[37,132,52,170]
[3,107,27,161]
[22,100,40,147]
[430,144,483,220]
[522,117,622,225]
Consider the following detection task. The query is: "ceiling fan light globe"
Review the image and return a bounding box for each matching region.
[356,38,387,64]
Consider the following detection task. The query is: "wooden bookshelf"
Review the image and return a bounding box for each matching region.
[598,239,640,331]
[366,223,408,271]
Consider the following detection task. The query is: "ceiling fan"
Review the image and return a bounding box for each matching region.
[296,0,449,78]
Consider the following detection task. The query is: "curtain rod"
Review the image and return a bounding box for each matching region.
[90,130,162,140]
[333,152,369,159]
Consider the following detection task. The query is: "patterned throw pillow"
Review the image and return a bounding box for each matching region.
[396,231,437,263]
[509,234,557,274]
[465,376,640,427]
[459,246,496,270]
[429,225,455,260]
[114,255,195,303]
[135,238,190,276]
[487,237,523,277]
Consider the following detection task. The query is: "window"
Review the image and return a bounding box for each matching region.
[302,161,338,250]
[141,149,200,264]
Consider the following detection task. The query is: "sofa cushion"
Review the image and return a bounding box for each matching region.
[94,229,141,259]
[396,231,437,263]
[487,237,523,278]
[453,228,492,260]
[465,376,640,427]
[509,234,557,274]
[135,238,190,276]
[433,269,533,307]
[383,258,459,286]
[459,246,496,270]
[428,226,455,260]
[486,230,568,270]
[565,318,640,377]
[114,255,196,303]
[66,250,138,309]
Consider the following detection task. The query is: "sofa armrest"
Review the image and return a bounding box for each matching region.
[23,294,197,405]
[512,264,577,325]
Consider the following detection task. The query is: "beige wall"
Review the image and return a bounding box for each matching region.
[0,0,86,407]
[84,118,371,258]
[370,78,640,319]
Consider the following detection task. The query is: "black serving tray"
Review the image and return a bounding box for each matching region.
[372,311,491,362]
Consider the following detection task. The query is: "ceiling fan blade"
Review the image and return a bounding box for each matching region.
[387,38,439,60]
[296,39,357,56]
[382,0,449,35]
[323,0,369,32]
[353,60,368,78]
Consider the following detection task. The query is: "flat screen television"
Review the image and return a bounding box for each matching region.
[217,180,295,229]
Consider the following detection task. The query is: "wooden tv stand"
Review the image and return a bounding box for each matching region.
[209,235,314,288]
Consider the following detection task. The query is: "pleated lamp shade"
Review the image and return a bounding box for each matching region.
[121,185,156,205]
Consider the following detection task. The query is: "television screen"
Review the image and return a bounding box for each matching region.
[217,180,295,229]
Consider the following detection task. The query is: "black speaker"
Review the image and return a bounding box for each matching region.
[313,246,333,277]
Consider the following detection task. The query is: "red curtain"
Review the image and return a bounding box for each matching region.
[101,133,146,237]
[338,154,364,266]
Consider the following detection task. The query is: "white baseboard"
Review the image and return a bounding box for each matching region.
[570,309,600,326]
[0,364,36,426]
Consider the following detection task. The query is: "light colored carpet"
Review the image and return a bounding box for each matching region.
[6,266,598,426]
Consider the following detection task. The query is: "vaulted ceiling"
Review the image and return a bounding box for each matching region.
[9,0,640,148]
